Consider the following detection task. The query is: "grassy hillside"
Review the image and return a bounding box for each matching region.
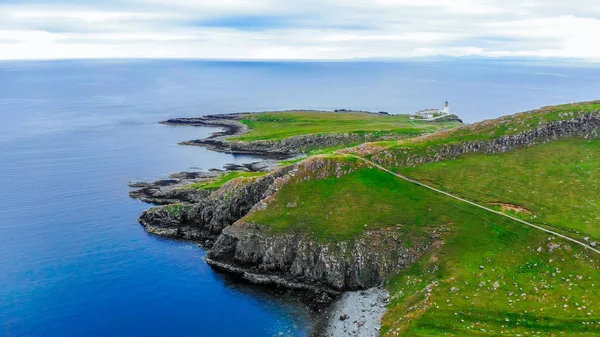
[247,159,466,241]
[398,139,600,242]
[233,110,461,142]
[243,156,600,336]
[383,217,599,337]
[376,101,600,151]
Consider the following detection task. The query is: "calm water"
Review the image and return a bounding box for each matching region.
[2,59,600,337]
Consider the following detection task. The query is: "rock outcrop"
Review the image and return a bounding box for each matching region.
[207,223,434,291]
[138,165,295,243]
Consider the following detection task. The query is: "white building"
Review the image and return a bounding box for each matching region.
[415,101,450,119]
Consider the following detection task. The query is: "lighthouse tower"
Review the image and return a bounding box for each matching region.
[443,101,450,114]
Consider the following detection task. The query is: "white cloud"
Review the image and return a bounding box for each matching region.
[0,0,599,60]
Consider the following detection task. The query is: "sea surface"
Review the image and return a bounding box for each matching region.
[2,59,600,337]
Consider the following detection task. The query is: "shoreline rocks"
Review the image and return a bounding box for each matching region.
[136,164,296,244]
[311,287,390,337]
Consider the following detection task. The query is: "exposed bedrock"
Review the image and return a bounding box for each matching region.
[138,165,295,243]
[128,171,218,205]
[207,223,434,291]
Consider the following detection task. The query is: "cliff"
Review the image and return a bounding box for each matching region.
[138,165,294,243]
[207,223,435,291]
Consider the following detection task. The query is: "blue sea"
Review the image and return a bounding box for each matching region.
[2,59,600,337]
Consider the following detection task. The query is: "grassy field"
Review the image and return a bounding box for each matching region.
[397,139,600,242]
[189,171,267,190]
[233,110,462,142]
[243,158,600,336]
[247,163,463,241]
[382,212,600,337]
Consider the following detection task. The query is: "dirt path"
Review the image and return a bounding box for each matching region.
[342,153,600,255]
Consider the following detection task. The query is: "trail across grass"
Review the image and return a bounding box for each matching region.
[343,153,600,255]
[397,139,600,243]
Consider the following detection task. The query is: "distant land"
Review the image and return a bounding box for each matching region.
[130,101,600,336]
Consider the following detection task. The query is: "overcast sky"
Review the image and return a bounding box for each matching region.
[1,0,599,60]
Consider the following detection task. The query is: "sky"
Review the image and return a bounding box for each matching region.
[1,0,600,60]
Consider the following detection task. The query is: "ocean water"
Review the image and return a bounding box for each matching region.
[1,59,600,337]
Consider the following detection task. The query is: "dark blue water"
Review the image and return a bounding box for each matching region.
[2,59,600,337]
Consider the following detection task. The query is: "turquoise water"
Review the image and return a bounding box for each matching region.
[2,59,600,337]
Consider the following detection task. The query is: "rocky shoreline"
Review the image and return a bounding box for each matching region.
[128,152,424,336]
[131,155,430,291]
[312,287,390,337]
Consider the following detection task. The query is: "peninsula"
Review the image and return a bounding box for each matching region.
[130,103,600,336]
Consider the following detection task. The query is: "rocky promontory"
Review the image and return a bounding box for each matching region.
[135,164,295,243]
[162,112,462,157]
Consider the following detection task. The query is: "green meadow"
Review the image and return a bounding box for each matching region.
[245,157,600,336]
[398,139,600,242]
[233,110,461,142]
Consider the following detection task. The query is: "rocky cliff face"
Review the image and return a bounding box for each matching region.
[134,156,436,292]
[207,223,435,291]
[138,165,294,243]
[365,113,600,168]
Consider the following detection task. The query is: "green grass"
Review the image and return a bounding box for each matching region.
[243,158,600,336]
[386,101,600,151]
[397,139,600,242]
[246,167,462,241]
[163,203,193,217]
[383,220,600,337]
[233,110,461,142]
[189,171,267,190]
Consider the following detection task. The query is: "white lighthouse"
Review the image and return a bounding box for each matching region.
[414,101,452,119]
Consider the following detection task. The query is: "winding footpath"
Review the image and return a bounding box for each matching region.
[342,153,600,255]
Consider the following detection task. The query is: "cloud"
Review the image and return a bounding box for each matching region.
[0,0,599,60]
